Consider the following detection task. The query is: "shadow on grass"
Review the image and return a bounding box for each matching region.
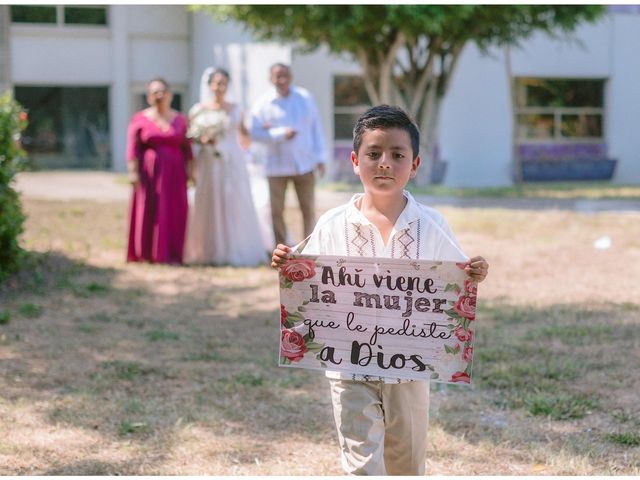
[0,250,119,299]
[0,250,333,474]
[5,251,637,473]
[431,300,640,469]
[42,459,144,476]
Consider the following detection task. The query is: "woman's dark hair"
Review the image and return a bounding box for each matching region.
[353,105,420,159]
[208,68,230,84]
[146,77,170,90]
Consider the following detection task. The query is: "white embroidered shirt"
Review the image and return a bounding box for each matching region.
[302,191,468,383]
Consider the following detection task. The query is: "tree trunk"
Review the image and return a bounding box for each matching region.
[414,88,443,186]
[355,36,465,186]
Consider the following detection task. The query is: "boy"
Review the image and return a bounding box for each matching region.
[272,105,489,475]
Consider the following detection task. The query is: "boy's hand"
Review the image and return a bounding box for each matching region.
[271,244,292,269]
[464,256,489,283]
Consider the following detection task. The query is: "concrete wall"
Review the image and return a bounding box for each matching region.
[190,13,355,177]
[439,44,513,187]
[438,14,639,187]
[7,7,640,185]
[9,5,191,172]
[292,45,362,176]
[191,13,289,110]
[509,19,611,77]
[11,25,112,85]
[115,5,190,171]
[608,13,640,183]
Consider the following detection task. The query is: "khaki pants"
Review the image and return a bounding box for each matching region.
[268,171,315,246]
[329,379,430,476]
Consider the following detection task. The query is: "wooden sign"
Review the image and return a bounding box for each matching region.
[278,254,478,384]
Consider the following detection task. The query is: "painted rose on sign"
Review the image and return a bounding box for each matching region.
[281,259,316,282]
[279,258,320,289]
[279,258,326,365]
[454,326,473,343]
[280,329,308,362]
[454,294,476,321]
[451,371,471,383]
[444,273,478,383]
[464,278,478,297]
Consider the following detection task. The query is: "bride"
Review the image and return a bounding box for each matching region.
[184,67,267,266]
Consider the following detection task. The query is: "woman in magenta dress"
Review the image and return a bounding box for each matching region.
[126,78,193,264]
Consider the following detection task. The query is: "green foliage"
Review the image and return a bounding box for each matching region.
[608,432,640,446]
[232,372,265,387]
[0,92,29,281]
[101,360,151,380]
[199,5,604,112]
[182,351,222,362]
[0,310,10,325]
[525,392,597,420]
[118,420,150,436]
[19,302,43,318]
[144,329,180,342]
[202,5,604,55]
[71,281,111,297]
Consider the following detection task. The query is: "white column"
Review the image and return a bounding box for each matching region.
[608,13,640,183]
[109,5,130,172]
[0,5,12,95]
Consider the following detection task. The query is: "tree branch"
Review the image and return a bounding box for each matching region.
[356,48,381,105]
[437,42,464,98]
[379,31,406,104]
[409,36,440,118]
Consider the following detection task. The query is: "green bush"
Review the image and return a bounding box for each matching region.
[0,92,28,281]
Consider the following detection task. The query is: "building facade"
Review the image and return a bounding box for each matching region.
[4,5,640,186]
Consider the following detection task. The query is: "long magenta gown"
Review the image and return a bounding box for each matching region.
[126,111,192,264]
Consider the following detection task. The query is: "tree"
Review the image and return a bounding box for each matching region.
[199,5,605,184]
[0,92,28,280]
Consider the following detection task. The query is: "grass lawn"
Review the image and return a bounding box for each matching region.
[0,198,638,474]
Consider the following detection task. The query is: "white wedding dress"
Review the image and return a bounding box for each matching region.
[184,104,267,266]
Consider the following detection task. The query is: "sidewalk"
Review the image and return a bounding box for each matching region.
[14,171,130,203]
[14,170,640,213]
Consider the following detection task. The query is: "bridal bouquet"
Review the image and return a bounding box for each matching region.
[187,109,229,144]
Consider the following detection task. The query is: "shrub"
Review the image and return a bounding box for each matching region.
[0,92,28,281]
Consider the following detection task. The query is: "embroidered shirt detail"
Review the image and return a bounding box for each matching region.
[344,217,351,256]
[416,219,421,260]
[395,228,415,259]
[369,229,376,257]
[351,224,369,256]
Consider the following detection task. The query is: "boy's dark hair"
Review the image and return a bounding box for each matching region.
[353,105,420,159]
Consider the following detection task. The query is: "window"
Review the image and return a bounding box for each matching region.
[10,6,57,24]
[15,86,111,169]
[10,5,108,26]
[334,75,370,140]
[515,78,605,141]
[64,6,107,25]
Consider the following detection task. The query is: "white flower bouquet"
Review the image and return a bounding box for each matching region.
[187,109,229,144]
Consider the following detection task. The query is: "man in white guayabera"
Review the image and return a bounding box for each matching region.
[250,63,327,247]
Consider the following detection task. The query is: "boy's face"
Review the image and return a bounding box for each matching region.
[352,128,420,197]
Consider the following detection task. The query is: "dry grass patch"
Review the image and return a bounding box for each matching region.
[0,198,638,474]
